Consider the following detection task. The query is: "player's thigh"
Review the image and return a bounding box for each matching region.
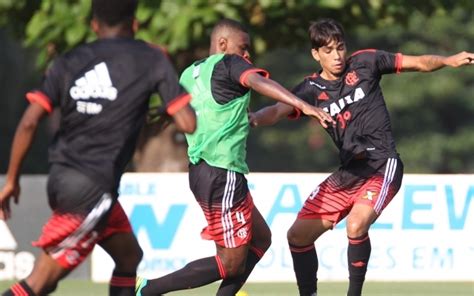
[346,203,377,237]
[99,232,142,269]
[250,206,271,250]
[216,243,249,275]
[98,202,142,270]
[287,218,332,246]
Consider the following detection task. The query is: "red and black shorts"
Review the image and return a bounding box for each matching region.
[189,160,254,248]
[33,164,132,269]
[298,157,404,226]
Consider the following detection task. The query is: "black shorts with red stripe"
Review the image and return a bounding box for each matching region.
[189,160,254,248]
[298,157,404,226]
[33,164,132,269]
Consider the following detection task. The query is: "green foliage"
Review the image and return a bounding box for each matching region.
[7,0,474,69]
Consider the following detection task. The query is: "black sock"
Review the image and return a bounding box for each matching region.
[142,256,223,294]
[109,270,136,296]
[216,247,264,296]
[289,243,318,296]
[2,280,37,296]
[347,233,371,296]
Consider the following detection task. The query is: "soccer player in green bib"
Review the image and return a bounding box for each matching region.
[136,18,334,296]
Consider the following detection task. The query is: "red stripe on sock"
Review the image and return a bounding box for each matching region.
[289,244,315,253]
[351,261,367,267]
[11,284,28,296]
[215,255,227,279]
[110,276,136,287]
[348,234,369,245]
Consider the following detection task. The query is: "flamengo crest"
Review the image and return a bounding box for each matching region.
[345,70,359,86]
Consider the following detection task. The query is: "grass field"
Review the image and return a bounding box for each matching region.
[1,280,473,295]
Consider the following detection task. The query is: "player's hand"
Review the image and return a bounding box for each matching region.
[445,51,474,67]
[301,105,335,128]
[248,112,258,127]
[0,181,20,221]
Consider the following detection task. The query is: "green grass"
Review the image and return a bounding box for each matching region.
[1,280,473,295]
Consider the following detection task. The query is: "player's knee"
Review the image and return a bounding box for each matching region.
[134,246,144,266]
[256,230,272,252]
[219,255,246,278]
[128,246,143,268]
[43,281,59,295]
[115,246,143,271]
[287,226,301,245]
[262,233,272,252]
[223,261,246,278]
[346,219,369,237]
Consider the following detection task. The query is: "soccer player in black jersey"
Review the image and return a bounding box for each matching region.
[0,0,195,295]
[135,19,333,296]
[251,18,474,296]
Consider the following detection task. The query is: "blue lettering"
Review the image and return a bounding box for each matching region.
[119,182,156,196]
[445,185,474,230]
[266,185,303,226]
[431,248,454,268]
[412,247,424,269]
[248,183,255,191]
[403,185,435,230]
[130,204,187,249]
[335,218,345,229]
[281,246,292,268]
[412,247,454,269]
[386,246,396,269]
[368,247,380,269]
[138,257,187,272]
[367,247,396,269]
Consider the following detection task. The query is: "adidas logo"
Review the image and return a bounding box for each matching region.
[318,91,329,101]
[69,62,117,101]
[0,220,17,250]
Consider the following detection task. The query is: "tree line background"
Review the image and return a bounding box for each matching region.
[1,0,473,174]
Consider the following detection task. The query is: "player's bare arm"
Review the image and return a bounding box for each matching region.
[246,72,335,128]
[401,51,474,72]
[171,105,196,134]
[0,103,47,220]
[249,103,294,127]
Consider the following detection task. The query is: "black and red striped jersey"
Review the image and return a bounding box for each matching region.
[26,37,190,192]
[292,49,403,165]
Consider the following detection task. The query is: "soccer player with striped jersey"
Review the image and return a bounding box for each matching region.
[0,0,195,295]
[135,18,334,296]
[250,18,474,296]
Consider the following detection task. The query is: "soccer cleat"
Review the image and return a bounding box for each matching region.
[135,276,148,296]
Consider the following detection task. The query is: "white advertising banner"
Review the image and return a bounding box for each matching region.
[91,173,474,282]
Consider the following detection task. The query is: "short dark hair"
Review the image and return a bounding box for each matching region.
[91,0,138,26]
[212,18,249,36]
[308,18,345,49]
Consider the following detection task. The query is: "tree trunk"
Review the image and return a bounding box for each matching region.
[132,123,189,172]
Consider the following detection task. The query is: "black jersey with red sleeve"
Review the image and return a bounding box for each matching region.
[210,54,269,104]
[292,49,403,165]
[26,37,190,193]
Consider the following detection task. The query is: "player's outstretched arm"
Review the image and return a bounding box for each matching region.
[0,103,47,220]
[246,73,335,128]
[249,103,294,127]
[401,51,474,72]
